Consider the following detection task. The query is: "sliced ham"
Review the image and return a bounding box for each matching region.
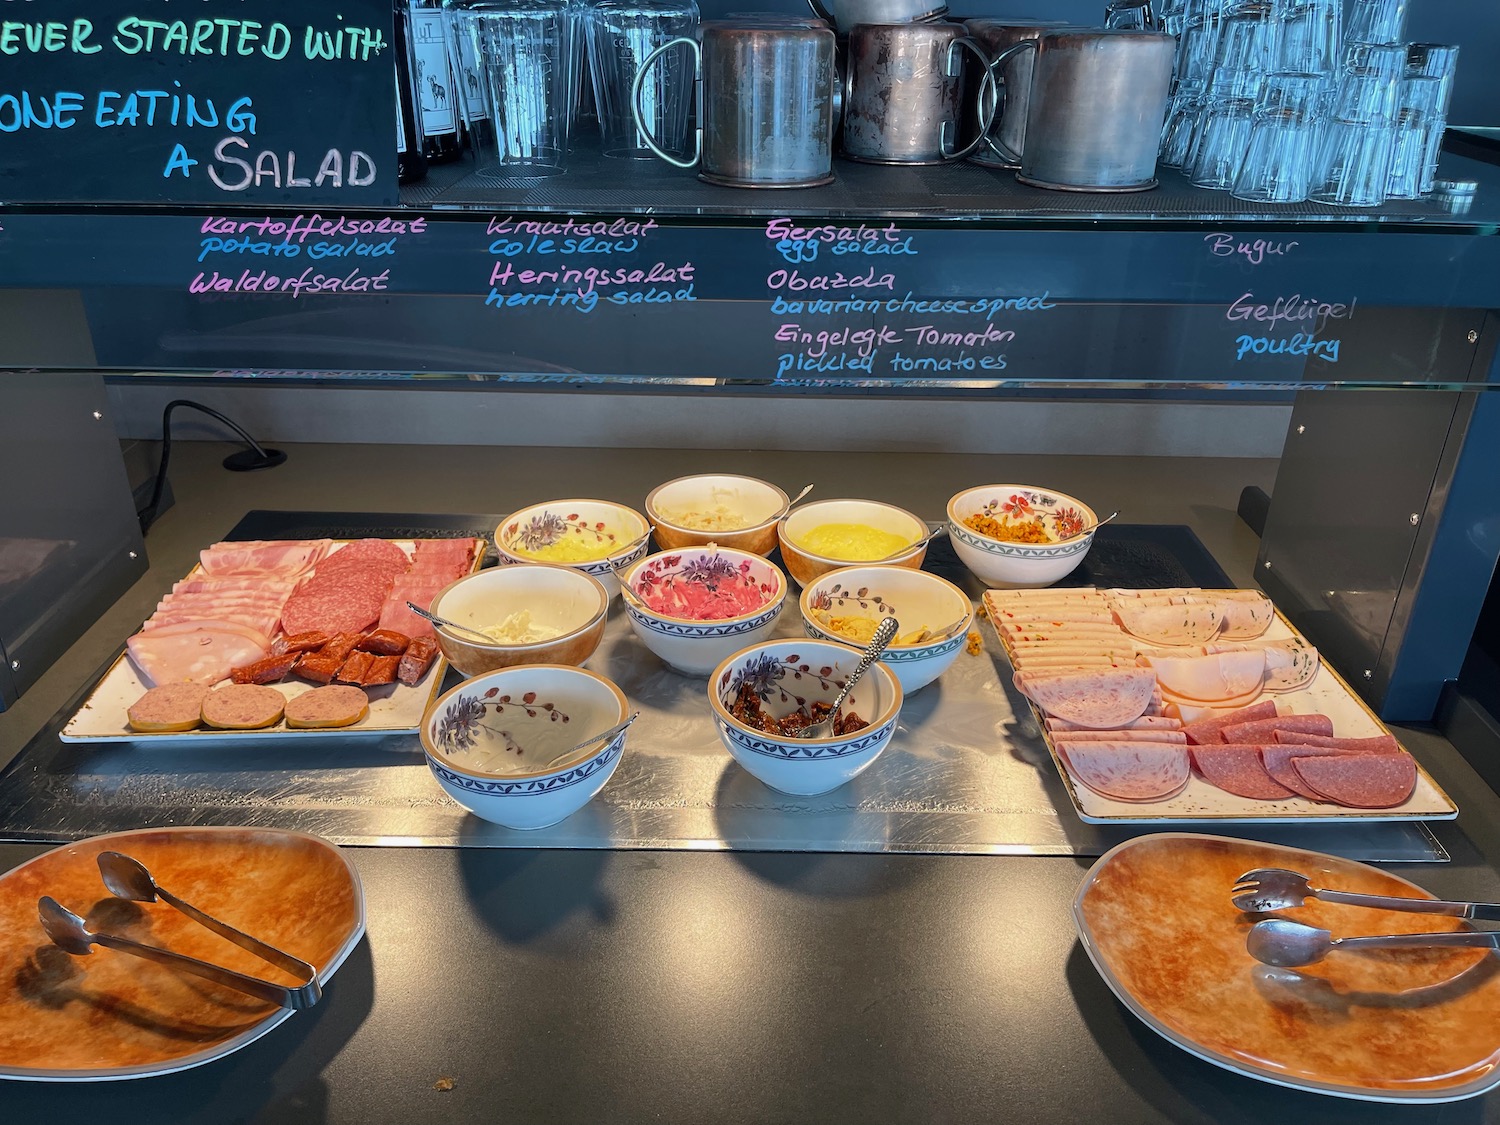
[1291,752,1417,809]
[1138,650,1266,703]
[1015,667,1157,728]
[1057,741,1190,801]
[199,539,331,576]
[125,622,270,687]
[1113,602,1225,646]
[1273,731,1403,755]
[1180,699,1279,745]
[1220,594,1275,640]
[1205,638,1319,692]
[1189,743,1295,800]
[1220,713,1333,744]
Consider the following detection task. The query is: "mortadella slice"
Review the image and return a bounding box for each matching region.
[1189,743,1295,800]
[1048,715,1183,732]
[1051,729,1187,744]
[1139,650,1266,704]
[1180,699,1278,745]
[125,622,270,687]
[1015,667,1157,728]
[1221,713,1333,744]
[1056,741,1191,801]
[1291,752,1417,809]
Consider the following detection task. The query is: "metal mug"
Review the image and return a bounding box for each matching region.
[998,29,1176,192]
[962,19,1068,169]
[842,22,996,164]
[805,0,947,37]
[633,20,838,187]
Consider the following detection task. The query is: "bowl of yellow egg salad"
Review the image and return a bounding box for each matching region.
[946,484,1098,588]
[645,474,789,557]
[428,563,610,676]
[777,498,930,587]
[496,499,651,601]
[799,565,974,693]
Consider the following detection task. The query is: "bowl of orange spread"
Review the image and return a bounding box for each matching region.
[946,484,1097,589]
[776,498,930,586]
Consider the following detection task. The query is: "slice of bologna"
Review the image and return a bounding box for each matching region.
[200,683,286,730]
[1189,743,1295,800]
[1056,741,1190,801]
[127,682,210,733]
[1273,731,1402,755]
[1181,699,1278,745]
[1291,752,1417,809]
[1220,713,1333,745]
[284,685,370,729]
[1048,714,1183,733]
[1051,729,1187,744]
[1016,667,1157,728]
[1260,744,1349,800]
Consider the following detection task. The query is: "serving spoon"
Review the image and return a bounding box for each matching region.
[37,896,322,1010]
[870,525,949,563]
[405,602,497,645]
[540,712,641,770]
[1246,917,1500,968]
[1053,510,1119,544]
[1233,867,1500,921]
[97,851,321,986]
[793,616,899,740]
[769,483,815,522]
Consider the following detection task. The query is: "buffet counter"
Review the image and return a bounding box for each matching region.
[5,442,1500,1123]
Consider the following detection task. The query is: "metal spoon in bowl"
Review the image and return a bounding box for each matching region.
[37,896,321,1010]
[905,612,973,645]
[540,711,641,770]
[793,616,899,740]
[768,483,815,523]
[97,851,321,988]
[1246,916,1500,968]
[870,524,949,563]
[1053,510,1119,544]
[405,602,498,646]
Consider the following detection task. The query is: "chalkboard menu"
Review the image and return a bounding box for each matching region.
[0,0,395,206]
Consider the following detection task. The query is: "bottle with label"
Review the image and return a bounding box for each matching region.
[407,0,465,164]
[443,0,495,154]
[395,2,429,183]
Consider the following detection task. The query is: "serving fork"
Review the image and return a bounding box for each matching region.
[1233,867,1500,922]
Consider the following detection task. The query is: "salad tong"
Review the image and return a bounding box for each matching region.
[38,850,321,1010]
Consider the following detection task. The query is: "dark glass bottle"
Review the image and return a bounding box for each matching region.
[394,3,428,184]
[407,0,465,164]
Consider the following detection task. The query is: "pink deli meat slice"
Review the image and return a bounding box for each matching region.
[1048,715,1183,732]
[1056,741,1190,801]
[1273,731,1403,755]
[125,623,269,687]
[1015,668,1157,728]
[198,539,332,576]
[318,538,412,574]
[1050,730,1188,744]
[1189,743,1295,800]
[1260,744,1352,800]
[1220,714,1334,744]
[1181,700,1279,745]
[1138,650,1266,704]
[1291,752,1418,809]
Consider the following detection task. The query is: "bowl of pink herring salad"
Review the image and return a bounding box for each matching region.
[619,547,788,676]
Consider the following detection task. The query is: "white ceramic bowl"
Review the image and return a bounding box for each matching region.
[427,564,610,676]
[799,566,973,693]
[495,499,650,600]
[621,548,788,676]
[422,665,630,830]
[708,639,903,796]
[644,474,789,557]
[946,484,1098,589]
[776,498,930,587]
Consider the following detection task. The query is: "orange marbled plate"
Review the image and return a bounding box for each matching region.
[0,827,365,1081]
[1074,834,1500,1103]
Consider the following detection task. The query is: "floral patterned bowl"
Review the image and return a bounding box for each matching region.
[708,639,903,796]
[621,548,788,676]
[421,665,630,830]
[799,566,974,693]
[495,499,651,601]
[946,484,1098,589]
[428,564,610,677]
[645,474,789,556]
[776,498,930,587]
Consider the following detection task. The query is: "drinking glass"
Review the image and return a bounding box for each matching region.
[586,0,698,158]
[1275,0,1339,77]
[1104,0,1155,31]
[1231,71,1324,202]
[1407,44,1459,194]
[445,0,573,178]
[1212,1,1280,83]
[1345,0,1408,47]
[1159,79,1204,166]
[1309,117,1395,206]
[1176,0,1225,85]
[1189,92,1256,189]
[1385,74,1443,199]
[1328,42,1403,124]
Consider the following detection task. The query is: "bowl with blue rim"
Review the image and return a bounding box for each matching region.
[946,484,1097,589]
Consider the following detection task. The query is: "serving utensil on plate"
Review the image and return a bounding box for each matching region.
[37,896,322,1010]
[1247,916,1500,967]
[405,602,501,645]
[1054,509,1119,544]
[1234,867,1500,921]
[794,616,899,739]
[97,851,322,984]
[540,711,641,770]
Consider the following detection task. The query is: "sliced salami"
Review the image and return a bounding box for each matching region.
[1220,713,1333,744]
[1291,752,1417,809]
[1180,699,1278,745]
[1015,668,1157,728]
[1189,743,1294,800]
[1273,731,1402,755]
[1056,741,1190,801]
[1260,744,1349,800]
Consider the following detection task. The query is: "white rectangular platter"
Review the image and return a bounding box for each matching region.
[61,539,480,745]
[987,593,1458,825]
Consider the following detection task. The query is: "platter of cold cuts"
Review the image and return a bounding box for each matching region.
[62,537,482,743]
[987,587,1457,824]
